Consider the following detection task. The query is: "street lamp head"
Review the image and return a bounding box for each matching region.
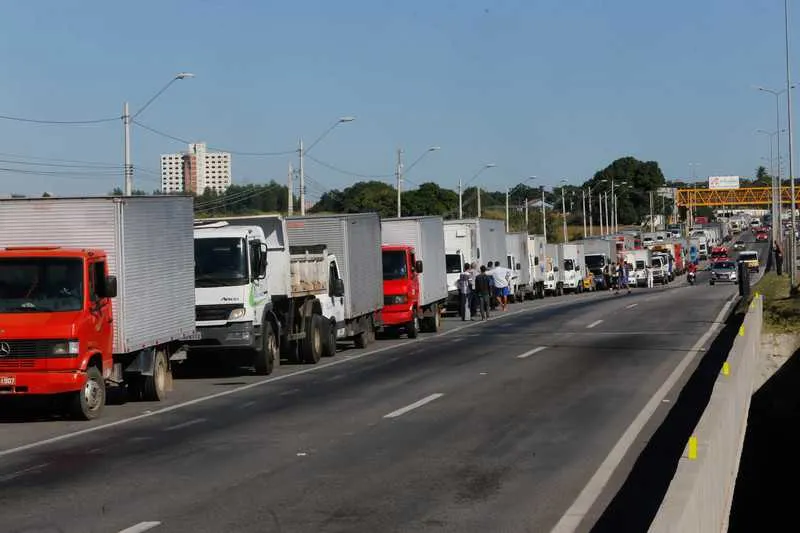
[428,146,441,152]
[338,116,356,123]
[175,72,195,80]
[485,163,496,169]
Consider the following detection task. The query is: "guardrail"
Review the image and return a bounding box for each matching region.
[649,294,763,533]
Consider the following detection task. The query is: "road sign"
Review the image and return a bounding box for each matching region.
[708,176,740,190]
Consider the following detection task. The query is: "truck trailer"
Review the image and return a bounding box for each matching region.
[443,218,506,311]
[381,216,448,337]
[0,196,196,419]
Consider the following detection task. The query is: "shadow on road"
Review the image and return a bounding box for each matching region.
[728,345,800,532]
[589,301,745,533]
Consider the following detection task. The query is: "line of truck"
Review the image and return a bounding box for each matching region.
[0,196,693,421]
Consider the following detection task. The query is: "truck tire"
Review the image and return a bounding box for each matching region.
[407,314,419,339]
[322,319,337,358]
[354,329,369,349]
[141,349,169,402]
[69,366,105,421]
[300,315,323,364]
[428,304,442,332]
[254,322,277,374]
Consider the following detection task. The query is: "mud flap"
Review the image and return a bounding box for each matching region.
[125,348,155,376]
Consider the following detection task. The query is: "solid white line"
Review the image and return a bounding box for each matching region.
[516,346,547,359]
[239,400,257,409]
[383,393,445,419]
[0,294,614,459]
[118,522,161,533]
[625,303,638,309]
[0,462,50,483]
[164,418,206,431]
[549,293,737,533]
[586,320,603,329]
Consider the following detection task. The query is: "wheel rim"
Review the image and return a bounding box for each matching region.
[435,310,441,329]
[313,325,322,354]
[155,360,166,393]
[268,333,277,356]
[414,317,419,332]
[83,377,103,412]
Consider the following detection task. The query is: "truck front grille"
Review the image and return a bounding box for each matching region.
[196,304,241,322]
[0,339,66,358]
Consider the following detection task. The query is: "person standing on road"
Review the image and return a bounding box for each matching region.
[457,263,472,321]
[469,261,479,317]
[491,260,511,311]
[646,263,654,288]
[474,265,492,320]
[774,241,784,276]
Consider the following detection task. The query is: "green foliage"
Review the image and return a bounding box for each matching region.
[583,156,666,225]
[195,182,290,217]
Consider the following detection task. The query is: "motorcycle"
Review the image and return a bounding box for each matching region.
[687,270,696,285]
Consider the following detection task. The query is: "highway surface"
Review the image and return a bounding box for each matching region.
[0,242,764,533]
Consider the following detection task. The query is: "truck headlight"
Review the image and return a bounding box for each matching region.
[228,307,247,320]
[53,340,79,355]
[384,294,408,305]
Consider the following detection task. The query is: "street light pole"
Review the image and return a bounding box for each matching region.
[541,187,547,243]
[785,0,797,286]
[459,163,496,220]
[458,179,463,219]
[505,187,510,232]
[123,72,194,195]
[396,148,404,218]
[561,180,568,243]
[525,197,529,230]
[287,162,294,216]
[299,116,356,216]
[582,189,587,238]
[588,188,594,236]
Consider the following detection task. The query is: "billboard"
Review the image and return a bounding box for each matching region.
[708,176,740,190]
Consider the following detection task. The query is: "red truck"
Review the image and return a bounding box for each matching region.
[380,217,448,338]
[0,196,196,419]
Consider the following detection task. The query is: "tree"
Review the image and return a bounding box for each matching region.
[402,182,458,217]
[42,192,51,197]
[753,165,771,186]
[583,156,667,225]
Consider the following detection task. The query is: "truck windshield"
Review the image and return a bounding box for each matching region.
[635,260,645,270]
[445,254,462,274]
[0,258,83,313]
[195,238,248,287]
[564,259,575,271]
[585,255,605,269]
[382,251,408,280]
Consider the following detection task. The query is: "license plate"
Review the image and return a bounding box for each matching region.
[0,376,15,386]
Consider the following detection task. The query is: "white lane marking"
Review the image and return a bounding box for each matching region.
[450,337,465,343]
[383,393,445,419]
[516,346,547,359]
[0,294,618,459]
[625,303,638,309]
[0,462,50,483]
[164,418,206,432]
[586,320,603,329]
[550,293,737,533]
[118,522,161,533]
[239,401,257,409]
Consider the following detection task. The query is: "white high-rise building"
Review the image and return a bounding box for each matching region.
[161,143,231,195]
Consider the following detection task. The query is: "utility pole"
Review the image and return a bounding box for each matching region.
[123,102,132,196]
[610,179,616,234]
[582,189,587,238]
[287,162,294,216]
[477,186,481,217]
[505,187,510,232]
[599,191,604,236]
[786,0,797,287]
[298,138,306,216]
[458,179,463,219]
[396,148,404,218]
[524,197,529,230]
[649,190,655,233]
[561,184,568,243]
[604,192,610,234]
[541,187,547,243]
[588,188,594,236]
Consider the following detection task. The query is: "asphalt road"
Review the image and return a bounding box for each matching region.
[0,242,762,533]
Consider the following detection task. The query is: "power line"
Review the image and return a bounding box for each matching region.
[133,120,297,156]
[0,151,120,168]
[0,158,122,170]
[305,154,393,179]
[0,113,118,125]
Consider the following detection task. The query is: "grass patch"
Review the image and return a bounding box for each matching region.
[753,273,800,334]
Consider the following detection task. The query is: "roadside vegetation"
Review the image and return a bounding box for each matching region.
[752,273,800,333]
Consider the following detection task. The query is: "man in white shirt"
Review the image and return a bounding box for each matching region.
[490,260,511,311]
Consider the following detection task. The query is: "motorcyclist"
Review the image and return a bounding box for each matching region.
[687,261,697,284]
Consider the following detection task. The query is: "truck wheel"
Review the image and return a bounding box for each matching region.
[254,322,277,374]
[141,350,169,401]
[322,319,337,358]
[354,329,369,349]
[300,315,323,364]
[407,314,419,339]
[430,305,442,332]
[69,366,105,421]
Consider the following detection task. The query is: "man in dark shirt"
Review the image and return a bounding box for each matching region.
[474,265,492,320]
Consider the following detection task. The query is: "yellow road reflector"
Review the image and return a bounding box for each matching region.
[755,291,760,298]
[739,325,745,336]
[722,361,730,376]
[688,436,698,460]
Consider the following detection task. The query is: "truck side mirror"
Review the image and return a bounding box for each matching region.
[259,246,268,278]
[333,278,345,297]
[102,275,118,298]
[415,260,424,274]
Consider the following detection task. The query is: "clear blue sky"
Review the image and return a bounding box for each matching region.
[0,0,795,198]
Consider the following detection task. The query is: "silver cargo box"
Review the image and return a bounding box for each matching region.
[287,213,383,320]
[0,196,196,354]
[381,216,448,307]
[505,232,532,286]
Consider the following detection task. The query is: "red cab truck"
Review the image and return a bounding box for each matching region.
[380,217,448,337]
[0,196,196,420]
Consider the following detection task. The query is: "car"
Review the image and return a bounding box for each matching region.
[737,250,760,273]
[733,240,746,251]
[755,231,769,242]
[710,246,729,262]
[709,260,738,285]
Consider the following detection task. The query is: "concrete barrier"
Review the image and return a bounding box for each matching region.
[649,295,763,533]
